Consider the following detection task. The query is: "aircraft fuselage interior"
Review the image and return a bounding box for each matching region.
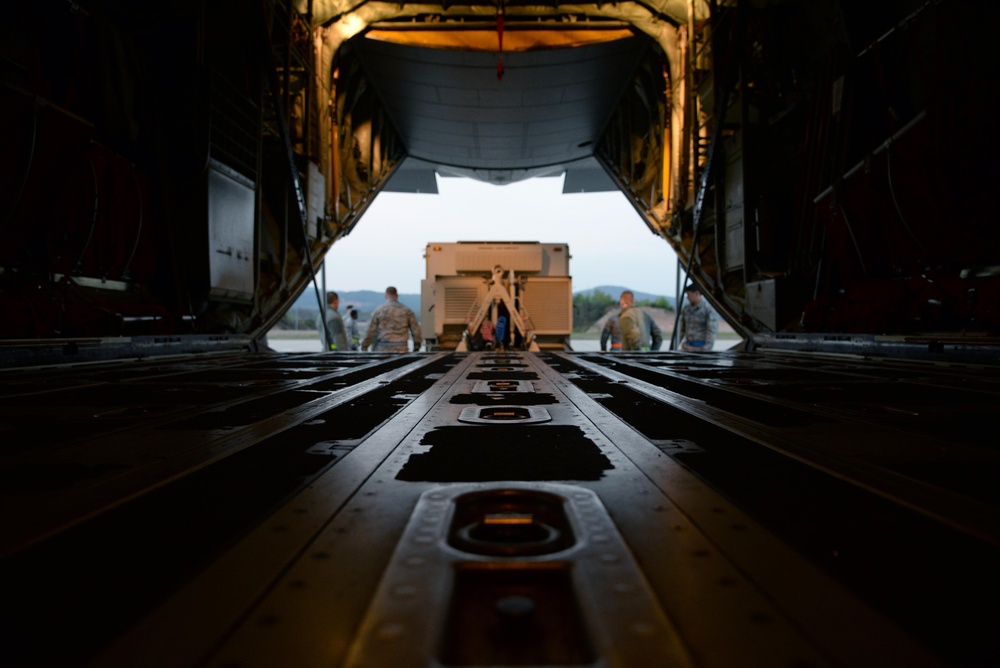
[1,1,998,666]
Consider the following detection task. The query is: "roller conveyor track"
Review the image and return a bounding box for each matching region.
[0,350,998,667]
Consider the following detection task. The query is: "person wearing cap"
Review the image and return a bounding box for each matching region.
[618,290,663,351]
[678,285,718,352]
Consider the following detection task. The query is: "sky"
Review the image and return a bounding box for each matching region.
[320,174,681,297]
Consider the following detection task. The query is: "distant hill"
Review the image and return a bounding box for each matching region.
[290,289,420,318]
[292,285,674,316]
[575,285,676,308]
[283,284,727,336]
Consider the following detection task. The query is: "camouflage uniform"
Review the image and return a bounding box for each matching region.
[346,315,361,351]
[678,301,719,351]
[619,306,663,351]
[321,309,348,351]
[362,299,422,352]
[600,315,622,351]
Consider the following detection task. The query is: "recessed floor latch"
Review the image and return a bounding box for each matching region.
[341,483,690,667]
[458,406,551,424]
[471,380,534,394]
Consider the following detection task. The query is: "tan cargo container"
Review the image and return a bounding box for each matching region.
[421,242,573,350]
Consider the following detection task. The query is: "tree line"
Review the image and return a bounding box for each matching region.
[283,289,674,332]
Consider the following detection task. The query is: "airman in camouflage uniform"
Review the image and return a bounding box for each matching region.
[600,315,622,352]
[362,286,422,353]
[678,285,718,352]
[618,291,664,351]
[345,306,361,351]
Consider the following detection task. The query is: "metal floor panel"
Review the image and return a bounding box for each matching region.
[1,351,997,667]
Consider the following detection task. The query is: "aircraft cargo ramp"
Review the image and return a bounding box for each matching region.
[1,349,998,667]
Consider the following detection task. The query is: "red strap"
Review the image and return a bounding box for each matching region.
[496,1,505,80]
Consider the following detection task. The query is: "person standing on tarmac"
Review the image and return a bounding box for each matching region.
[618,290,663,351]
[321,291,349,352]
[678,285,718,352]
[648,311,664,350]
[345,305,361,351]
[362,286,422,353]
[600,314,623,352]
